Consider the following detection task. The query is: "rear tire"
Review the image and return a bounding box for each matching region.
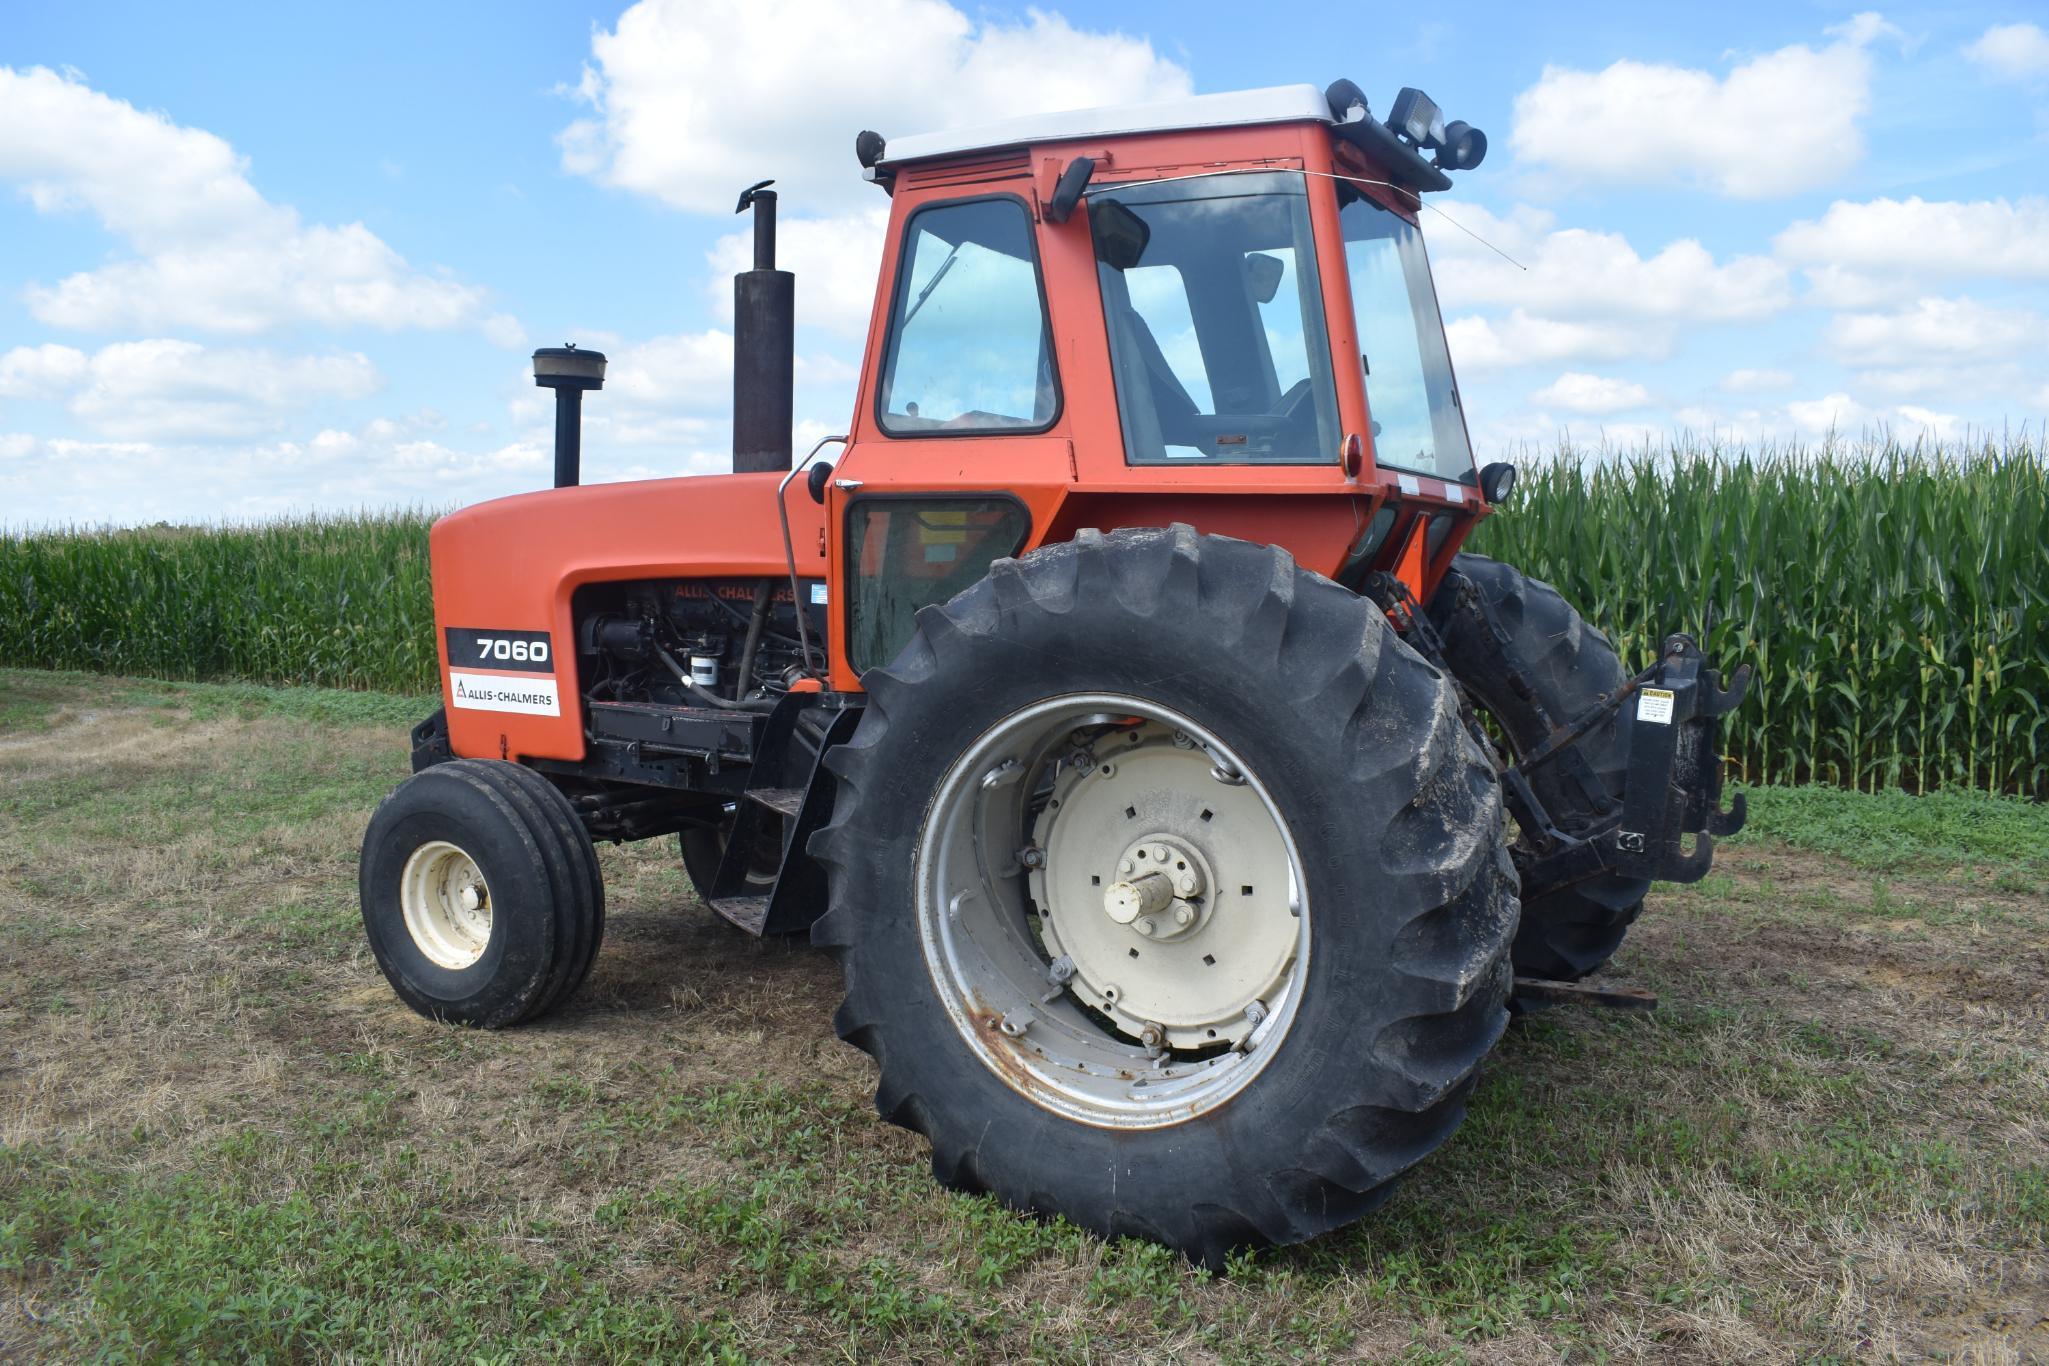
[1428,553,1650,981]
[813,526,1517,1265]
[360,759,604,1027]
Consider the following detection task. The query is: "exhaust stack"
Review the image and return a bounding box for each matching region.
[532,345,606,488]
[733,180,795,474]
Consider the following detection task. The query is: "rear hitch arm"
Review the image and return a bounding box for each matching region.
[1513,634,1750,896]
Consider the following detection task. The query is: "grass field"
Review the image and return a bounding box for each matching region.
[4,437,2044,796]
[2,666,2046,1361]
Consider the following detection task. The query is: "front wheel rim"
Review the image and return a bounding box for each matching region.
[400,839,493,970]
[916,693,1310,1130]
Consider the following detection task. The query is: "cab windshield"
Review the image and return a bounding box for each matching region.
[1091,171,1340,464]
[1339,188,1474,481]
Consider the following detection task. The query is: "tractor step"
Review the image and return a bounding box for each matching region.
[745,786,807,819]
[710,894,773,936]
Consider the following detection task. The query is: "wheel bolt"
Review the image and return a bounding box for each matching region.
[1136,918,1156,937]
[1173,905,1194,927]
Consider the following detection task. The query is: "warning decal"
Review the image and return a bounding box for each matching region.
[1636,688,1676,725]
[450,671,560,716]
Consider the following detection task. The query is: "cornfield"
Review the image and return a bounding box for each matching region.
[0,512,437,696]
[1467,436,2047,798]
[2,438,2043,796]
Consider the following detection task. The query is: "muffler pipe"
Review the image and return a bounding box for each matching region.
[733,180,795,475]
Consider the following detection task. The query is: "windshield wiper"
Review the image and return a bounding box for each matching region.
[901,245,963,327]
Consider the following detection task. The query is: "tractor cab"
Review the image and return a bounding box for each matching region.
[803,81,1506,689]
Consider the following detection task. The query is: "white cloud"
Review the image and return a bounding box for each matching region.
[0,343,89,399]
[1783,391,1969,439]
[706,207,893,338]
[1531,372,1653,414]
[49,339,383,441]
[0,66,515,340]
[1893,404,1963,438]
[1434,218,1789,322]
[1445,311,1656,373]
[1825,297,2049,367]
[1784,392,1874,436]
[1721,368,1794,393]
[1774,196,2049,306]
[1965,22,2049,81]
[559,0,1190,216]
[1509,16,1890,196]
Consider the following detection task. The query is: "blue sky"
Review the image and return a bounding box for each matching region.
[3,0,2046,527]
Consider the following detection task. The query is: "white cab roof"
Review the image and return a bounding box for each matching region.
[881,84,1332,166]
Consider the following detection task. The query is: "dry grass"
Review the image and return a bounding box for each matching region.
[1,667,2044,1362]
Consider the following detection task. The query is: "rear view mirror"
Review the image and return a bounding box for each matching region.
[1089,199,1151,271]
[1244,253,1285,303]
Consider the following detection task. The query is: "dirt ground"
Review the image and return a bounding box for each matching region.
[2,670,2045,1362]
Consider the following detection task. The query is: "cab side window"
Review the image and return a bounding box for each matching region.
[876,198,1058,434]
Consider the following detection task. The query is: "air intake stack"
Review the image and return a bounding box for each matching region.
[532,344,606,488]
[732,180,795,474]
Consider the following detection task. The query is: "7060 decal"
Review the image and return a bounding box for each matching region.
[445,627,553,674]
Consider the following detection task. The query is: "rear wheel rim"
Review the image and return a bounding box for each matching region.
[916,693,1309,1130]
[400,839,493,970]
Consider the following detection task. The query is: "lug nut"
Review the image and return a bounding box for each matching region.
[1136,918,1157,937]
[1173,905,1194,927]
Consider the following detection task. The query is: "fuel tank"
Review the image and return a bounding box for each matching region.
[429,471,825,762]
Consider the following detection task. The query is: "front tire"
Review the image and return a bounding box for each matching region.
[1428,553,1650,981]
[813,527,1517,1264]
[360,759,604,1027]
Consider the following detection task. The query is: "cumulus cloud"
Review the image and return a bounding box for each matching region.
[1509,15,1894,197]
[1824,297,2049,368]
[560,0,1190,217]
[1774,196,2049,306]
[705,206,894,338]
[1432,206,1789,322]
[1965,22,2049,81]
[0,66,519,341]
[1531,372,1653,414]
[0,343,90,399]
[5,338,384,441]
[1444,311,1654,373]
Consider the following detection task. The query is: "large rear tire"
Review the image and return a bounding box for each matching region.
[1428,553,1650,981]
[813,527,1517,1265]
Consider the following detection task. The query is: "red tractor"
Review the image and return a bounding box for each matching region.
[359,81,1747,1263]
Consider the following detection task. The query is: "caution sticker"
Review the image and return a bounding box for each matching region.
[450,671,560,716]
[1636,688,1676,725]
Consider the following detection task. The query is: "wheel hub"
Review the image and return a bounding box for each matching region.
[399,839,492,970]
[1029,726,1299,1051]
[1100,834,1211,940]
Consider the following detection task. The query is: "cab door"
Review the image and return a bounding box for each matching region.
[825,189,1076,690]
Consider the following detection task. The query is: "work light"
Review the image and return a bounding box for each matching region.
[1388,88,1445,150]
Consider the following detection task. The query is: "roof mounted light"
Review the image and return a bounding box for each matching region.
[1388,88,1446,151]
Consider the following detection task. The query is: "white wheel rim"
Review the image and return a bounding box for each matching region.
[916,694,1310,1130]
[400,839,493,970]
